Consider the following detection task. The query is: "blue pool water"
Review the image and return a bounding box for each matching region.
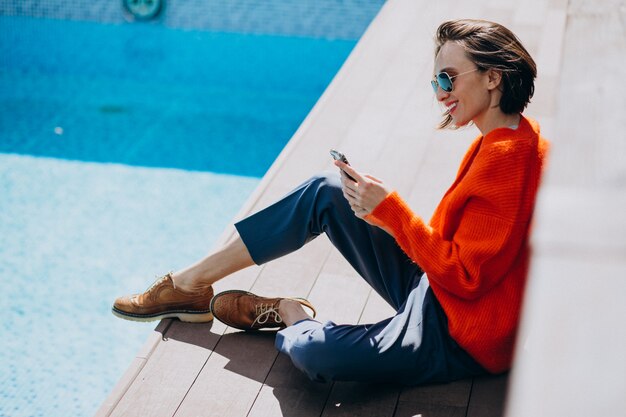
[0,16,355,176]
[0,15,356,417]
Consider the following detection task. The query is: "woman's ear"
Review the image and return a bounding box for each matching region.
[486,69,503,90]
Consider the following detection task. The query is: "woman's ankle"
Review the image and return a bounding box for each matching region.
[279,299,310,326]
[172,270,211,292]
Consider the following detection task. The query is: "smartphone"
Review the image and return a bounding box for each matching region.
[329,149,356,181]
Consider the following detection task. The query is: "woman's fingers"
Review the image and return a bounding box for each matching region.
[342,188,364,216]
[343,191,355,206]
[349,203,366,218]
[364,174,382,184]
[334,160,365,183]
[341,176,359,199]
[335,160,390,217]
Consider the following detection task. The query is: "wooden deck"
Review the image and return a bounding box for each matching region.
[97,0,625,416]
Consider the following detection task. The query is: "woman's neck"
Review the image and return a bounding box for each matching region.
[474,111,521,136]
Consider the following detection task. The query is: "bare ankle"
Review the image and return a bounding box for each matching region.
[279,299,310,327]
[172,272,209,292]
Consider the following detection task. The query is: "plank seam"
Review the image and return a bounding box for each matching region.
[464,377,476,417]
[215,0,415,251]
[244,353,281,417]
[170,327,227,417]
[390,388,402,417]
[236,256,340,417]
[244,247,335,415]
[100,319,176,416]
[355,288,375,325]
[318,381,337,417]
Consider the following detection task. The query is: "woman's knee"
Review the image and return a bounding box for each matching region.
[311,171,342,192]
[309,171,346,208]
[284,327,342,382]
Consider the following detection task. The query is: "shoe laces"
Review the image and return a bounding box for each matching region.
[144,272,173,301]
[252,303,283,327]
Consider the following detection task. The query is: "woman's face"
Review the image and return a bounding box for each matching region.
[433,41,493,129]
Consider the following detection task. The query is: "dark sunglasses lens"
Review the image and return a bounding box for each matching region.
[437,73,453,92]
[430,80,438,93]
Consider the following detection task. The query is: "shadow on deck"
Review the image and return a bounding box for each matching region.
[97,0,626,415]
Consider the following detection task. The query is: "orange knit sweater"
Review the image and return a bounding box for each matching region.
[368,115,549,373]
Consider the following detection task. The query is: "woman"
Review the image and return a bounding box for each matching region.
[113,19,549,385]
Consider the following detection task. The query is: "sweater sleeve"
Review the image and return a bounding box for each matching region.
[367,143,533,300]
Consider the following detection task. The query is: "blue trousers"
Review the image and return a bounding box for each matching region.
[235,174,486,385]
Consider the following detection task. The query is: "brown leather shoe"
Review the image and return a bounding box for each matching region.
[210,290,316,331]
[112,273,214,323]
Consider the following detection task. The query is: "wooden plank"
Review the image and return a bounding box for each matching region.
[395,379,473,417]
[103,1,568,416]
[245,3,464,412]
[395,402,466,417]
[358,289,396,325]
[96,320,172,416]
[95,357,147,417]
[316,253,404,417]
[398,379,473,406]
[406,130,473,217]
[315,4,503,415]
[171,2,433,406]
[105,265,261,416]
[174,238,331,417]
[248,253,396,416]
[247,0,433,210]
[247,354,334,417]
[466,375,508,417]
[337,35,429,170]
[110,320,220,417]
[173,330,279,417]
[306,272,371,325]
[210,264,266,298]
[244,238,332,298]
[245,246,374,416]
[322,382,400,417]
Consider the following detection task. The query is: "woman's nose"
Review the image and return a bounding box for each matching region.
[435,87,449,102]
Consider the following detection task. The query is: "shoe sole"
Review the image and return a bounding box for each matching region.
[112,307,214,323]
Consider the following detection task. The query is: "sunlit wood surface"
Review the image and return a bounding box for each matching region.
[97,0,625,415]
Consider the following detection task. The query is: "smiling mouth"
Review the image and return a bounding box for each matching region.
[447,102,458,114]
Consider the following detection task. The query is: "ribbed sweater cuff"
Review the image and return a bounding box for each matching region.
[369,190,425,235]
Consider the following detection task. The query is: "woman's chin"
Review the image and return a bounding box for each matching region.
[452,117,470,128]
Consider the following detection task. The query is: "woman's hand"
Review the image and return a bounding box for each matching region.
[334,160,393,221]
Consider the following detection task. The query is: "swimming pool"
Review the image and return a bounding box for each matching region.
[0,16,356,176]
[0,9,372,416]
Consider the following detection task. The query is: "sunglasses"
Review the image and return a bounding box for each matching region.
[431,68,479,93]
